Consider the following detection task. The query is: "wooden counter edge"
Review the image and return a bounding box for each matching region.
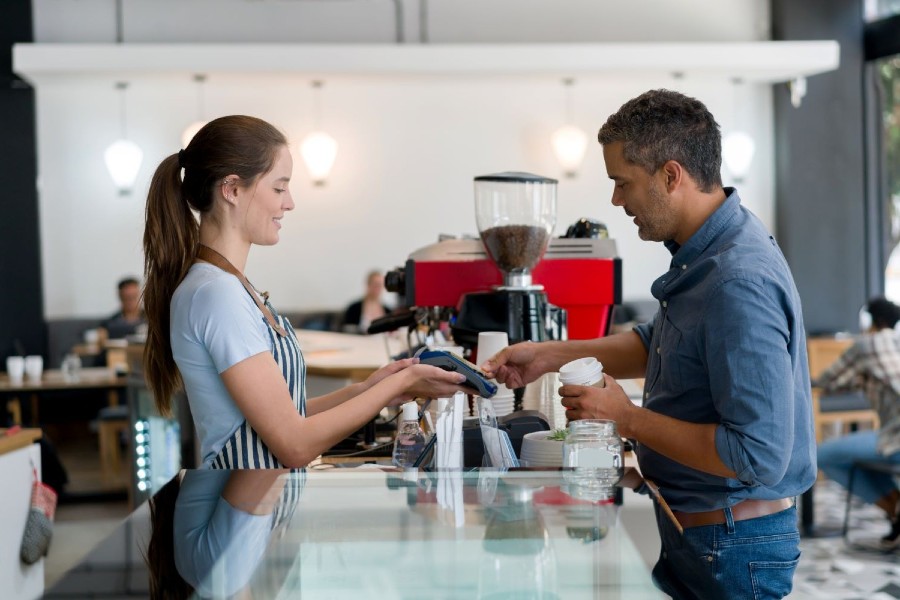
[0,428,42,456]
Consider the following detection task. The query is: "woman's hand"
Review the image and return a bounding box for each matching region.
[389,363,468,404]
[363,357,418,390]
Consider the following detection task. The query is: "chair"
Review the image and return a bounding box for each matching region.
[807,337,879,444]
[97,404,129,485]
[842,459,900,540]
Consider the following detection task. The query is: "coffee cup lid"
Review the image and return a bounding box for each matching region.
[559,357,604,385]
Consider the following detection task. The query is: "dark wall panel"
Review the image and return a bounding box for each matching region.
[772,0,869,334]
[0,0,45,360]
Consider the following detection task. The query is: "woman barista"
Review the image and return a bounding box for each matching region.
[143,115,466,468]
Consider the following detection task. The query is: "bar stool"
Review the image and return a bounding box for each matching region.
[842,459,900,539]
[97,405,129,484]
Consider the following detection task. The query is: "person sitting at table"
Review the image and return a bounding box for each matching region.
[142,115,467,469]
[341,270,390,334]
[817,296,900,548]
[100,277,146,340]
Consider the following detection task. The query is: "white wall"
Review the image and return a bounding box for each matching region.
[29,0,775,317]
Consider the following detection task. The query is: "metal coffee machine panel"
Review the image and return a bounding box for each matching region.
[384,171,621,357]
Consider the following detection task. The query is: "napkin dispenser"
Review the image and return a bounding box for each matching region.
[462,410,550,468]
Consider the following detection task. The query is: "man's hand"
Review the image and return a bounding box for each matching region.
[480,341,549,389]
[559,374,640,437]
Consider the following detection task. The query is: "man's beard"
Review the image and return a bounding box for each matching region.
[636,182,677,243]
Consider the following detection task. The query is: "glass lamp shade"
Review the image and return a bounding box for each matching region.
[722,131,756,181]
[181,120,207,149]
[104,139,143,191]
[551,125,588,177]
[300,131,338,185]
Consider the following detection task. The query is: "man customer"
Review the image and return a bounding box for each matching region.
[816,297,900,548]
[100,276,146,340]
[481,89,815,599]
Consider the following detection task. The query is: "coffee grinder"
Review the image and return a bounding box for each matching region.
[452,172,558,354]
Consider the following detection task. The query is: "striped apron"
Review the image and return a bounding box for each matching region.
[210,300,307,469]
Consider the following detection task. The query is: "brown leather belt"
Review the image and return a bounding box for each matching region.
[672,498,794,529]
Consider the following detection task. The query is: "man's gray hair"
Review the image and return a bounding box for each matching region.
[598,89,723,192]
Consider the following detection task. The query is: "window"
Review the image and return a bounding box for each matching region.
[879,56,900,301]
[865,0,900,22]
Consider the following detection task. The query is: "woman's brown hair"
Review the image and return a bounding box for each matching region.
[146,474,192,600]
[143,115,288,415]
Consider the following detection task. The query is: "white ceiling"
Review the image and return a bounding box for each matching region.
[31,0,772,44]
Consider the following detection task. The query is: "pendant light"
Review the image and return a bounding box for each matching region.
[181,73,208,149]
[721,77,756,183]
[551,78,588,178]
[104,81,143,194]
[300,80,338,186]
[722,131,755,182]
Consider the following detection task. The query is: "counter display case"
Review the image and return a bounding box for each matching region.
[125,344,195,505]
[46,467,662,599]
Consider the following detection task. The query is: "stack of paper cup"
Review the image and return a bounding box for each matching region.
[24,355,43,383]
[6,356,24,385]
[477,331,515,416]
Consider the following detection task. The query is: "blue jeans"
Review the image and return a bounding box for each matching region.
[652,503,800,600]
[818,431,900,504]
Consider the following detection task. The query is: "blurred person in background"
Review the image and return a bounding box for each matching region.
[101,277,146,340]
[816,297,900,549]
[341,270,390,334]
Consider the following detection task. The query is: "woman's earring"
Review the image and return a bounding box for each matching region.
[222,179,236,203]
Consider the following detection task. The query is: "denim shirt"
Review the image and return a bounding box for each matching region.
[633,189,816,512]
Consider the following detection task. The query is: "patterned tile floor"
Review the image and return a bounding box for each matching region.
[791,479,900,599]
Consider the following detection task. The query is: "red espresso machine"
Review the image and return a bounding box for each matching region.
[384,172,621,359]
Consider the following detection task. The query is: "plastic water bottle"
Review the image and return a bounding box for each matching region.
[392,401,426,468]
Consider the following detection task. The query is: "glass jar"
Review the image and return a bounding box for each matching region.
[563,419,623,489]
[61,353,82,382]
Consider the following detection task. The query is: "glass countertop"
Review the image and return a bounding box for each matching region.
[46,467,662,599]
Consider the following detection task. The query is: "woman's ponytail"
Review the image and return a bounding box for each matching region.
[143,154,198,416]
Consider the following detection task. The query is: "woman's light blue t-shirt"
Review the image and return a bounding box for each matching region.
[173,470,273,595]
[171,263,271,466]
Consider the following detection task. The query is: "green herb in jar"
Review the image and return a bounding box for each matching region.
[546,429,568,441]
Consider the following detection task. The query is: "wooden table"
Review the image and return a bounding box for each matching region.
[0,427,42,455]
[296,329,393,382]
[0,367,128,426]
[296,329,396,448]
[71,339,129,371]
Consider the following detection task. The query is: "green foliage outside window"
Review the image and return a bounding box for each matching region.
[880,57,900,246]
